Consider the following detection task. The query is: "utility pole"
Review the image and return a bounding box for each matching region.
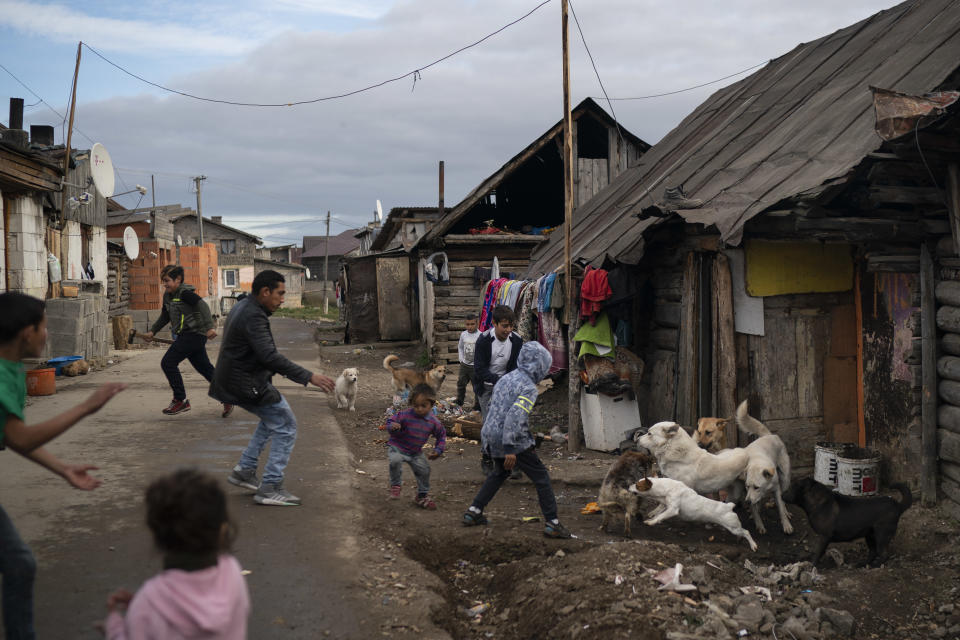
[150,174,156,239]
[193,175,206,246]
[323,211,331,314]
[57,42,81,293]
[561,0,581,453]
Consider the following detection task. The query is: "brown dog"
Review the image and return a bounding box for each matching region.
[597,450,654,537]
[694,417,730,453]
[383,355,446,394]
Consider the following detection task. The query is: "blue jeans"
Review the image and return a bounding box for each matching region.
[387,446,431,496]
[0,505,36,639]
[237,396,297,486]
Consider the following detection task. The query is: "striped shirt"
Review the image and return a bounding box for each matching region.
[387,408,446,456]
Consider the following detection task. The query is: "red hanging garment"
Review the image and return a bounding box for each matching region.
[580,266,612,324]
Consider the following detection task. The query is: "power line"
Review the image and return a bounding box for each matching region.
[597,60,769,101]
[568,0,622,145]
[0,60,97,146]
[80,0,552,108]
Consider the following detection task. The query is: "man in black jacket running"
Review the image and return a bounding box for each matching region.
[210,270,335,506]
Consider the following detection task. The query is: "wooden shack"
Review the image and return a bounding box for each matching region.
[527,0,960,513]
[416,98,649,363]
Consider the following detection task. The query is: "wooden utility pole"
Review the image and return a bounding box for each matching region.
[194,175,206,246]
[323,211,331,314]
[57,41,82,295]
[562,0,581,452]
[439,160,445,214]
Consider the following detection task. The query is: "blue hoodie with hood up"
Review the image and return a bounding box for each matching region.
[480,341,552,458]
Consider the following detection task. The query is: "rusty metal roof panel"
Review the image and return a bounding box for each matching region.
[527,0,960,276]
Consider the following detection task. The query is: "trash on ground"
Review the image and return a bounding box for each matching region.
[581,501,601,515]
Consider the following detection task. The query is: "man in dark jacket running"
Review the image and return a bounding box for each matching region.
[144,265,230,417]
[210,270,335,506]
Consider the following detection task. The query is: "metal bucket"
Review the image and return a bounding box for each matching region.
[836,447,881,496]
[813,442,849,487]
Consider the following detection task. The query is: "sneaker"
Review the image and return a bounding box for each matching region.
[389,485,402,499]
[227,465,259,492]
[414,495,437,510]
[221,403,234,418]
[462,510,488,526]
[254,483,301,506]
[162,399,191,415]
[544,520,572,539]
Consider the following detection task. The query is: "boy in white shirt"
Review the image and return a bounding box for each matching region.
[456,313,481,411]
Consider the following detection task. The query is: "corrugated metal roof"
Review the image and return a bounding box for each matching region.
[528,0,960,276]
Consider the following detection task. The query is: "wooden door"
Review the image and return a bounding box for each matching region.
[376,257,412,340]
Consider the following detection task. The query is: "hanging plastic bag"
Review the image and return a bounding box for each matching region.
[47,253,62,283]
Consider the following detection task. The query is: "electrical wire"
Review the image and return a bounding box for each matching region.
[0,60,98,146]
[80,0,552,108]
[568,0,623,145]
[596,60,769,101]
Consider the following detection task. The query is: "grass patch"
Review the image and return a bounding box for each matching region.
[273,306,339,321]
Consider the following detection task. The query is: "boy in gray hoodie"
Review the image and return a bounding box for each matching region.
[462,341,572,538]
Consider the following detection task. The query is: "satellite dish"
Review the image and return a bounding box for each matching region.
[305,267,311,280]
[122,226,139,260]
[89,143,115,198]
[375,199,383,222]
[177,234,183,247]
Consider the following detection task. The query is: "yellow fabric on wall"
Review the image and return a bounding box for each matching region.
[745,240,853,296]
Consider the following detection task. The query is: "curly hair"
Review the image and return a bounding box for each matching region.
[145,468,235,555]
[409,383,437,405]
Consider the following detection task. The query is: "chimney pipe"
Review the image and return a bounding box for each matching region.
[211,216,222,224]
[30,125,55,147]
[9,98,23,130]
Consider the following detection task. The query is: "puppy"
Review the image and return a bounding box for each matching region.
[637,421,750,497]
[788,477,912,567]
[62,359,90,376]
[383,355,447,393]
[737,401,793,535]
[334,367,359,411]
[630,477,757,551]
[694,417,730,453]
[597,450,654,537]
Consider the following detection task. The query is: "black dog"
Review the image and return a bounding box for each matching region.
[788,477,912,567]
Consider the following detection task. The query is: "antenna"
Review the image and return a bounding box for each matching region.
[89,143,115,198]
[375,199,383,222]
[122,226,139,260]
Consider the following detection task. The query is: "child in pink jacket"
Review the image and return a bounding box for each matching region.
[102,469,250,639]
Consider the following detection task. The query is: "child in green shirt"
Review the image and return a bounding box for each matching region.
[0,292,125,639]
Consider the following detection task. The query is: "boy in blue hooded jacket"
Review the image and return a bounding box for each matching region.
[462,341,572,538]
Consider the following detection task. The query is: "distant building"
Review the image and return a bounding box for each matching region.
[301,229,361,281]
[254,258,307,308]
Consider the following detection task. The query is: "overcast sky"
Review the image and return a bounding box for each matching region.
[0,0,902,245]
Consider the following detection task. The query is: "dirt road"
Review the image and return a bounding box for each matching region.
[2,318,445,639]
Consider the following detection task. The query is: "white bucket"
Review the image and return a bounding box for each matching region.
[836,448,881,496]
[813,442,848,487]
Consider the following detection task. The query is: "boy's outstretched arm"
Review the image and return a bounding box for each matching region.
[3,382,125,453]
[21,446,101,490]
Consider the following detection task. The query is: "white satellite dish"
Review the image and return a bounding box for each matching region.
[305,267,311,280]
[89,143,115,198]
[122,226,139,260]
[177,234,183,247]
[375,199,383,222]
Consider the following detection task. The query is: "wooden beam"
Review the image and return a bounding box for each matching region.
[855,266,866,448]
[869,185,945,206]
[948,164,960,256]
[921,243,938,506]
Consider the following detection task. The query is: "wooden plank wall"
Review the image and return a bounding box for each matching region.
[576,158,609,209]
[933,234,960,520]
[431,245,533,364]
[107,250,129,316]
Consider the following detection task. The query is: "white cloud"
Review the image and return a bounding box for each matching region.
[24,0,905,237]
[0,0,252,55]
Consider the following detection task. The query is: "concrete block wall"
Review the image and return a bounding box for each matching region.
[6,195,48,298]
[43,292,109,363]
[129,308,164,336]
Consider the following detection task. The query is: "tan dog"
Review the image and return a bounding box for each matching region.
[694,417,729,453]
[62,359,90,376]
[383,355,446,394]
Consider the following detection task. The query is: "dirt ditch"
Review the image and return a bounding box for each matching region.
[318,336,960,640]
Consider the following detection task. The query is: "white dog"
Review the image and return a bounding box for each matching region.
[637,405,793,535]
[335,367,359,411]
[737,401,793,535]
[630,476,757,551]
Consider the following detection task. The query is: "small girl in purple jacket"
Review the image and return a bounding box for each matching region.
[387,383,446,509]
